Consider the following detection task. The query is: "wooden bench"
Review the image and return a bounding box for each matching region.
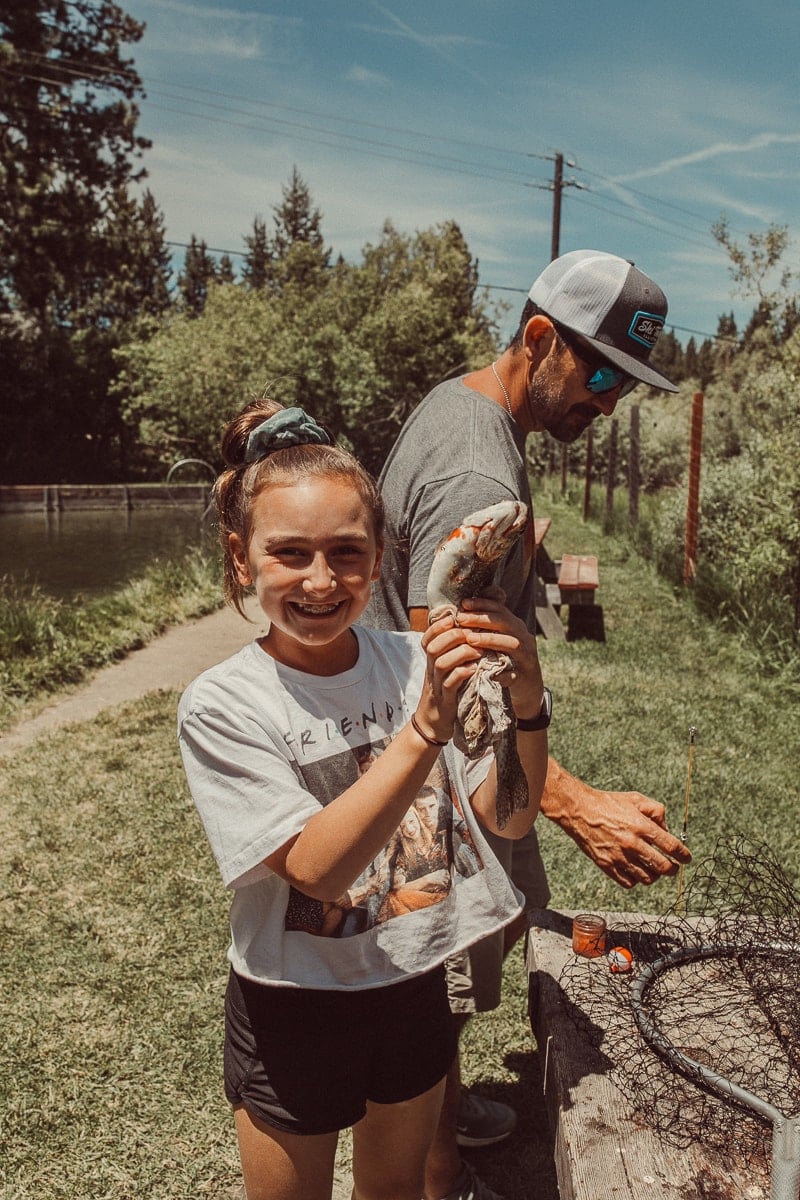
[558,553,599,597]
[556,554,604,641]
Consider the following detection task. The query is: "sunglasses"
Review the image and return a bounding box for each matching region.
[554,323,638,398]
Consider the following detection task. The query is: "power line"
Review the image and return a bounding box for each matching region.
[570,191,717,253]
[0,53,733,251]
[578,166,721,231]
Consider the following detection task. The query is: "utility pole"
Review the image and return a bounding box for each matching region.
[542,151,584,260]
[551,152,564,262]
[544,150,584,488]
[527,151,584,258]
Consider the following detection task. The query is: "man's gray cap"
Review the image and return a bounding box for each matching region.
[529,249,679,392]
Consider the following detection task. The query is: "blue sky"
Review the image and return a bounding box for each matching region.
[126,0,799,344]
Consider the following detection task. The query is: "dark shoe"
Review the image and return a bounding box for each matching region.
[434,1161,508,1200]
[455,1088,517,1148]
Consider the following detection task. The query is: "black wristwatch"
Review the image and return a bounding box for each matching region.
[515,687,552,732]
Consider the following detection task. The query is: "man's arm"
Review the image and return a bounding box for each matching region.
[408,607,691,889]
[541,757,690,889]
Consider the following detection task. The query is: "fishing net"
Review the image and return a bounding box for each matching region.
[559,837,800,1197]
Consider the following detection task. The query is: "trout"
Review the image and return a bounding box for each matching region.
[427,501,529,829]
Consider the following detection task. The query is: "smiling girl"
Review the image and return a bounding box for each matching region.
[178,399,548,1200]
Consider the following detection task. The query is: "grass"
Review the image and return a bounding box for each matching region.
[0,546,224,734]
[0,491,797,1198]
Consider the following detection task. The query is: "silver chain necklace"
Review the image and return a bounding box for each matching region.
[491,360,513,418]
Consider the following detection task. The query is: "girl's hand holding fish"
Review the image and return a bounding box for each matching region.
[413,607,484,745]
[454,595,545,721]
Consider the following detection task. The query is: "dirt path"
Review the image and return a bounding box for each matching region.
[0,598,267,757]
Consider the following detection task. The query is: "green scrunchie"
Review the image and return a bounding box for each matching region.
[244,407,335,463]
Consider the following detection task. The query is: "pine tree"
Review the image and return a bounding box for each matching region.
[78,187,173,325]
[272,166,327,259]
[0,0,161,482]
[218,254,236,285]
[0,0,150,323]
[178,236,217,315]
[696,339,716,389]
[242,217,271,290]
[714,312,739,372]
[649,328,684,382]
[269,167,330,293]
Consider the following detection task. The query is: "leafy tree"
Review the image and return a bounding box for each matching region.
[114,216,499,477]
[650,328,800,657]
[712,217,796,328]
[114,283,284,469]
[641,221,800,661]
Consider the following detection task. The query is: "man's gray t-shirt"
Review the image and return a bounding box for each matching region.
[367,376,537,631]
[365,375,549,912]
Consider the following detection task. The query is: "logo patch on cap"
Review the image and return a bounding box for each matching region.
[628,311,664,349]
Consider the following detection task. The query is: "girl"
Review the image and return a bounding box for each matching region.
[178,399,549,1200]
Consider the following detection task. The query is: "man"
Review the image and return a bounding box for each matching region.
[365,249,693,1200]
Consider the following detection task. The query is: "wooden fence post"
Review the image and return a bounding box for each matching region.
[582,425,593,522]
[604,418,618,531]
[629,405,640,526]
[683,392,704,584]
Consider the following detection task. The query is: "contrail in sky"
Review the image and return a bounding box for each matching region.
[615,132,800,182]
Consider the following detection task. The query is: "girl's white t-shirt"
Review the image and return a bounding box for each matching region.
[178,625,522,990]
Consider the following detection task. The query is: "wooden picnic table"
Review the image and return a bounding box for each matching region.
[532,515,566,640]
[532,516,605,641]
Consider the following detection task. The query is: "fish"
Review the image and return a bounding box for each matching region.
[427,501,529,829]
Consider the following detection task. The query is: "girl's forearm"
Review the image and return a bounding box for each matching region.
[264,722,442,900]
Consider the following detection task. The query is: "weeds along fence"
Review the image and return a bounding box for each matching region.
[530,396,800,659]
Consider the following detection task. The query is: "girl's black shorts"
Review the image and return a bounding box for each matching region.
[223,964,457,1135]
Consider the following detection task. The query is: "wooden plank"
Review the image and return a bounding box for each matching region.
[536,603,567,641]
[534,516,552,546]
[533,573,566,640]
[526,909,771,1200]
[558,554,599,591]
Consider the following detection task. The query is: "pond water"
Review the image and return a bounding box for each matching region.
[0,507,217,600]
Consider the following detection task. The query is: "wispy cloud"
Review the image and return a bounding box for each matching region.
[135,0,302,60]
[614,133,800,183]
[169,32,262,59]
[345,65,391,88]
[143,0,279,20]
[365,2,487,85]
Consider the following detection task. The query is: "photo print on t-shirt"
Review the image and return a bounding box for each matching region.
[284,735,484,938]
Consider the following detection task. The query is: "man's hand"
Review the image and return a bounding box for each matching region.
[542,758,691,888]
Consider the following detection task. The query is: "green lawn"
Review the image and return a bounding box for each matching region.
[1,494,796,1199]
